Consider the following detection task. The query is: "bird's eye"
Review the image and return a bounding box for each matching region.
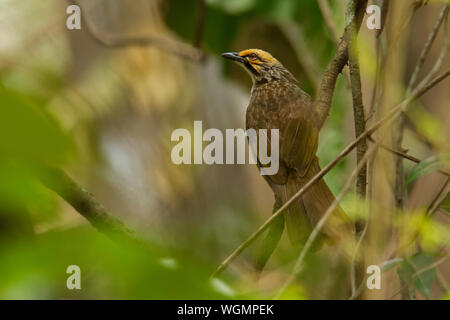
[248,53,258,60]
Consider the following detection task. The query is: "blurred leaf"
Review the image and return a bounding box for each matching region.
[419,217,450,252]
[409,107,446,148]
[210,278,235,297]
[256,0,299,21]
[0,86,71,163]
[0,85,72,220]
[166,1,241,55]
[276,284,306,300]
[441,193,450,213]
[0,227,229,299]
[207,0,257,15]
[341,193,367,222]
[397,253,436,298]
[380,258,403,272]
[398,211,450,252]
[405,154,450,188]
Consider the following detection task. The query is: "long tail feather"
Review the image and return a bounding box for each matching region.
[284,158,354,248]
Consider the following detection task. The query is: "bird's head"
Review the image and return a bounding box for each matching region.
[221,49,297,85]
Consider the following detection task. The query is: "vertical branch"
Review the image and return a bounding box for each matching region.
[376,0,390,38]
[194,0,206,48]
[393,119,406,209]
[345,3,367,297]
[346,11,367,202]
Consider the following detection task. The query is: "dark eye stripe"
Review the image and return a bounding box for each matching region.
[244,53,262,61]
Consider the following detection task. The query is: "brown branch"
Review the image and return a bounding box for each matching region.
[389,176,450,260]
[346,7,367,201]
[376,0,390,38]
[345,3,368,296]
[39,167,147,247]
[278,21,321,93]
[317,0,340,44]
[389,253,448,300]
[71,0,205,62]
[408,4,449,90]
[212,68,450,278]
[194,0,206,48]
[427,178,450,215]
[315,0,368,128]
[367,135,450,177]
[395,5,448,211]
[436,269,449,292]
[415,13,449,91]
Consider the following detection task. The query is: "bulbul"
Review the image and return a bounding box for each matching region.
[222,49,353,250]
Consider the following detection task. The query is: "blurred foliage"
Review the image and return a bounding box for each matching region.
[397,252,436,299]
[0,226,232,299]
[442,194,450,213]
[409,105,447,150]
[396,210,450,253]
[405,153,450,188]
[0,83,72,221]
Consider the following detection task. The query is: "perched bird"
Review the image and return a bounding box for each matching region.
[222,49,353,259]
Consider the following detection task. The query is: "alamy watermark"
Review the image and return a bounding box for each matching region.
[66,5,81,30]
[171,121,279,175]
[66,265,81,290]
[366,265,381,290]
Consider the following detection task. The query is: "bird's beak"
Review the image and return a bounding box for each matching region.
[221,52,245,63]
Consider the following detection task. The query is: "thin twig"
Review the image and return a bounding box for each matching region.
[376,0,390,38]
[436,270,449,292]
[427,180,450,215]
[71,0,205,62]
[408,4,449,90]
[389,253,448,299]
[278,21,321,93]
[194,0,206,48]
[389,178,450,260]
[412,254,449,277]
[415,13,449,92]
[367,136,450,177]
[317,0,340,44]
[316,0,353,91]
[394,3,448,213]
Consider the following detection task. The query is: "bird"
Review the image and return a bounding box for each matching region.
[222,49,354,265]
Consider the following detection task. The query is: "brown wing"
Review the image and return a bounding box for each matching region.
[279,90,319,177]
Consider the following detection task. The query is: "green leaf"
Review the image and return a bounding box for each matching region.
[0,87,72,163]
[207,0,257,15]
[405,154,450,188]
[397,253,436,298]
[380,258,403,272]
[441,193,450,214]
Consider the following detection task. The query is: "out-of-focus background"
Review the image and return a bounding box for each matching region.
[0,0,449,299]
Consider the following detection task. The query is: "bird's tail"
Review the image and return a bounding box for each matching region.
[283,157,355,252]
